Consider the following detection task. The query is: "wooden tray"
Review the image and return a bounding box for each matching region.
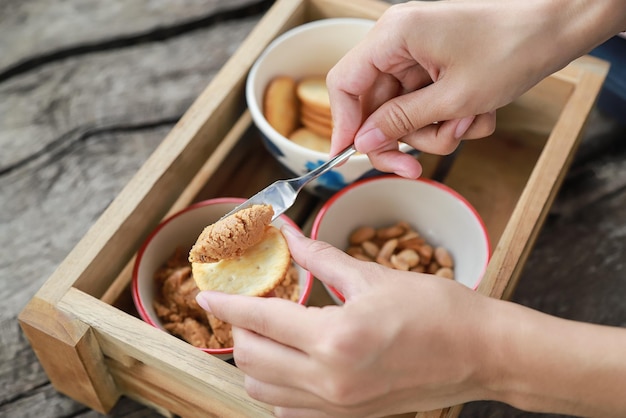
[18,0,609,417]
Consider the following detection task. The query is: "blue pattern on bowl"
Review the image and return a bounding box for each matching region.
[304,159,348,189]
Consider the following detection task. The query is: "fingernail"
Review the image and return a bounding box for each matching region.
[454,116,475,139]
[281,223,304,238]
[355,127,385,152]
[195,292,213,313]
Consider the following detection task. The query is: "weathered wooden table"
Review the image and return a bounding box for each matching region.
[2,1,625,417]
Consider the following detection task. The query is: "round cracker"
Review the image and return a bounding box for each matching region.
[192,226,290,296]
[301,113,333,138]
[289,127,331,153]
[263,76,299,137]
[297,76,330,113]
[300,104,332,127]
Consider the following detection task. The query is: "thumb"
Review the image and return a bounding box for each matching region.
[355,80,464,155]
[281,224,368,300]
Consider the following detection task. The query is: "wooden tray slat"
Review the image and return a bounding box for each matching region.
[60,287,275,417]
[481,56,608,301]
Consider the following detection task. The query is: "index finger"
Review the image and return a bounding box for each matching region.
[326,44,381,156]
[197,291,340,351]
[326,35,394,155]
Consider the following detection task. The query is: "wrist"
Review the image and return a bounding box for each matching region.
[542,0,626,69]
[480,299,626,416]
[476,300,574,412]
[466,297,518,404]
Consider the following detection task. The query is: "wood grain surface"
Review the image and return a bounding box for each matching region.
[2,0,625,417]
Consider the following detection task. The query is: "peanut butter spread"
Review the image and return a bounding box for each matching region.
[188,204,274,263]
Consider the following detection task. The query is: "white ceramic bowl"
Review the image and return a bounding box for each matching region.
[310,176,491,304]
[246,18,418,199]
[132,198,313,360]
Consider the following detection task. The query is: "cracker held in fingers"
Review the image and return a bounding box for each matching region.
[192,226,291,296]
[189,204,291,296]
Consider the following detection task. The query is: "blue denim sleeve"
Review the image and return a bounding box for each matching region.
[589,36,626,123]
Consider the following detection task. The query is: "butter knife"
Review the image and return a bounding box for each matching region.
[221,145,357,221]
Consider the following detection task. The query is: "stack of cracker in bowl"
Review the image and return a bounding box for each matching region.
[297,77,333,139]
[264,75,333,153]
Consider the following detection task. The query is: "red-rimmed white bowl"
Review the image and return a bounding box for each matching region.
[311,176,491,305]
[132,198,313,360]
